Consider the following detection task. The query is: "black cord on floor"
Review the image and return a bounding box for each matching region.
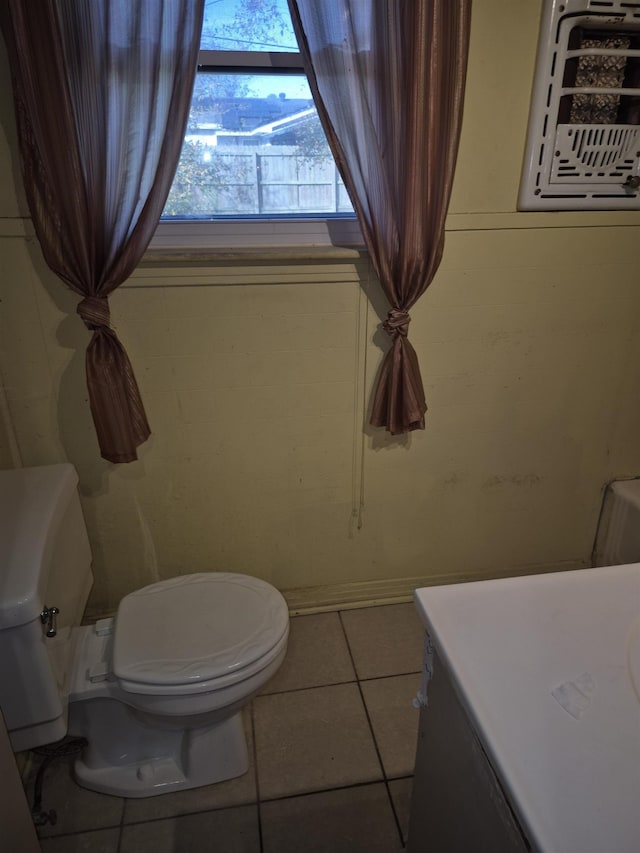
[31,736,87,827]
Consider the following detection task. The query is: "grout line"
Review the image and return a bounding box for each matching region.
[117,800,125,852]
[117,775,126,852]
[337,611,386,778]
[338,610,410,849]
[359,670,422,682]
[37,824,123,843]
[260,669,422,698]
[258,775,414,805]
[117,800,258,831]
[260,677,358,697]
[336,607,361,680]
[250,703,264,853]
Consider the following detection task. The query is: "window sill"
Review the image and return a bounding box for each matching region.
[139,243,365,267]
[147,217,365,262]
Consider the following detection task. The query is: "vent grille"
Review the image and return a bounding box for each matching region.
[550,124,640,181]
[519,0,640,209]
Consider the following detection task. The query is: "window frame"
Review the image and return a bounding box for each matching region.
[152,47,362,252]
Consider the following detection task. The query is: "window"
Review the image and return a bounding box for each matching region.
[159,0,356,236]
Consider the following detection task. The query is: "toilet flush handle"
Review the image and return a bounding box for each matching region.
[40,606,59,638]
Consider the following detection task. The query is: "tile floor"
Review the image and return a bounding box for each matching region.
[25,602,425,852]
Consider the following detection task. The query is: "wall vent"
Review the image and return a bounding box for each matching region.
[519,0,640,209]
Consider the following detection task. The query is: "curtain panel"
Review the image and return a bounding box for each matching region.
[288,0,471,435]
[2,0,204,462]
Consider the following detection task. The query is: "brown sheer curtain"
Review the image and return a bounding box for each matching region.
[2,0,204,462]
[288,1,471,434]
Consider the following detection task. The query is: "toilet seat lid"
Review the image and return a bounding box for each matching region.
[112,573,289,689]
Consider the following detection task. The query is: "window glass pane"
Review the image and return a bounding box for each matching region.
[201,0,298,51]
[163,72,354,218]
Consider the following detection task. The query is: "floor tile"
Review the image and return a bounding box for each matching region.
[341,603,424,679]
[261,783,403,853]
[254,683,382,799]
[388,777,413,845]
[123,708,256,823]
[26,754,124,838]
[120,805,260,853]
[360,675,421,778]
[262,612,356,693]
[39,827,120,853]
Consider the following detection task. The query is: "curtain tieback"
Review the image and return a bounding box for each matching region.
[77,296,110,330]
[383,309,410,338]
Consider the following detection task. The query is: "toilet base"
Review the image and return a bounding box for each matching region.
[71,707,249,798]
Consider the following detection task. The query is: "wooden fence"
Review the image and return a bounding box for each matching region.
[166,144,353,217]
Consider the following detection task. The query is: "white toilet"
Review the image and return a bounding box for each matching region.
[0,464,289,798]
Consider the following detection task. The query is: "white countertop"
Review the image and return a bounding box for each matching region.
[414,564,640,853]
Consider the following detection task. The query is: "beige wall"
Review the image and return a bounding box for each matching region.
[3,0,640,616]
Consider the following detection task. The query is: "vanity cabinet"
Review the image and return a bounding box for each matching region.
[408,566,640,853]
[407,653,528,852]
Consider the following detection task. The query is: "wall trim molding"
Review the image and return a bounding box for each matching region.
[282,559,589,615]
[3,210,640,254]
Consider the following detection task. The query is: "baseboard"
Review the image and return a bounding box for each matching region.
[282,559,588,615]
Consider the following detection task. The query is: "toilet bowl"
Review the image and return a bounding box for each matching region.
[0,464,289,797]
[67,572,289,797]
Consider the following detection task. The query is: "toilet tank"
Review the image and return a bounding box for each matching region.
[0,464,93,751]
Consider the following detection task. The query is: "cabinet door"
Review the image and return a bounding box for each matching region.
[407,653,529,853]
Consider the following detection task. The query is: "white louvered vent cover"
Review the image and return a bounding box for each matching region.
[519,0,640,210]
